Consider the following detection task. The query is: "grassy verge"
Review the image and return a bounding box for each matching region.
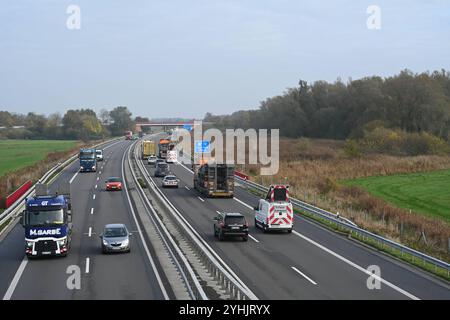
[0,140,78,178]
[342,169,450,223]
[242,185,450,281]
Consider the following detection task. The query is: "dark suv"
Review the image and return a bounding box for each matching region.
[213,212,248,241]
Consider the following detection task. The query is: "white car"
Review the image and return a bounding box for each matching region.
[161,175,179,188]
[147,155,157,165]
[96,150,104,161]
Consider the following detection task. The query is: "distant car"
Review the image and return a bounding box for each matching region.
[147,155,157,165]
[162,175,179,188]
[96,149,104,162]
[100,224,131,253]
[154,163,170,177]
[214,212,248,241]
[105,177,122,191]
[155,158,165,167]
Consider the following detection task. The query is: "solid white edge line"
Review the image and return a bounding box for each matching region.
[291,266,317,285]
[69,171,79,184]
[144,151,257,296]
[122,143,170,300]
[184,186,190,190]
[2,257,28,300]
[292,231,419,300]
[248,235,259,243]
[233,193,420,299]
[102,139,123,150]
[85,258,90,274]
[2,138,121,300]
[177,159,420,300]
[234,197,254,210]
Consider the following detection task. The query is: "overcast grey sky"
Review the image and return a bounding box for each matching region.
[1,0,449,119]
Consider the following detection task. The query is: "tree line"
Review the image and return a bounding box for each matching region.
[204,69,450,142]
[0,106,136,141]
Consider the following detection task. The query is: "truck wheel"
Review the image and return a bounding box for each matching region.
[243,236,248,242]
[218,231,224,241]
[254,218,259,229]
[263,224,268,233]
[287,229,292,234]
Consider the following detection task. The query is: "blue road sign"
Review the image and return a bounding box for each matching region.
[194,140,210,153]
[183,124,193,131]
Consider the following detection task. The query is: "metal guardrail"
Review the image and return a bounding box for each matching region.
[235,176,450,277]
[0,138,122,233]
[0,155,76,230]
[135,142,258,300]
[128,141,207,300]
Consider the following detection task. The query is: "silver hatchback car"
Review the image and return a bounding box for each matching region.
[100,224,131,253]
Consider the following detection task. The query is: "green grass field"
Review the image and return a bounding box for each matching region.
[343,169,450,222]
[0,140,77,178]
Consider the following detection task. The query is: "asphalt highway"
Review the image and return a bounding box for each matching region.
[0,140,165,300]
[1,136,449,300]
[143,134,450,300]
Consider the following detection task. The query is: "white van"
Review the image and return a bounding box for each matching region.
[254,185,293,233]
[96,149,104,162]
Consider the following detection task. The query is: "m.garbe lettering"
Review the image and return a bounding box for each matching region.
[30,228,61,236]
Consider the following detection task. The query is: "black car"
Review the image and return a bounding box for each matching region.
[154,162,170,177]
[213,212,248,241]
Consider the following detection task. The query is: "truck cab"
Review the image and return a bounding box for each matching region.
[254,185,293,233]
[79,148,97,172]
[21,183,73,257]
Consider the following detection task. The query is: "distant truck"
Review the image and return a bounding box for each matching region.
[158,139,171,158]
[21,183,73,257]
[125,131,133,140]
[79,148,97,172]
[193,162,234,197]
[141,140,156,159]
[254,185,293,233]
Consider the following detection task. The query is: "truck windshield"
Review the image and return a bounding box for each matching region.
[28,209,64,226]
[80,151,95,159]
